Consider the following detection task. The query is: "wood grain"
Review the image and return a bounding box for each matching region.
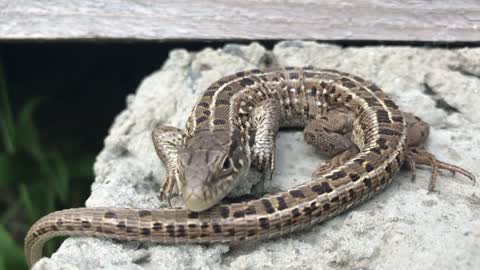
[1,0,479,42]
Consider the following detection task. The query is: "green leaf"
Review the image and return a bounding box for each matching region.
[16,97,44,161]
[32,151,70,205]
[44,189,57,218]
[13,97,72,204]
[0,224,26,270]
[0,153,16,187]
[19,183,39,223]
[48,151,69,204]
[0,58,16,154]
[0,197,21,224]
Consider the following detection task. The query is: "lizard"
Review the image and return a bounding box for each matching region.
[24,67,475,268]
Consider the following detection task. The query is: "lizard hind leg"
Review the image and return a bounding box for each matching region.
[404,113,476,191]
[304,108,359,178]
[152,126,186,205]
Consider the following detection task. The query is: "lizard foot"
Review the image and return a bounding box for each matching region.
[405,147,476,192]
[252,146,275,182]
[159,173,178,207]
[312,160,336,178]
[312,146,359,179]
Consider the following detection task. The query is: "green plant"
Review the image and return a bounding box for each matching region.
[0,58,94,270]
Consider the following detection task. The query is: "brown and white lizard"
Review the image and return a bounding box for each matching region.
[24,67,475,268]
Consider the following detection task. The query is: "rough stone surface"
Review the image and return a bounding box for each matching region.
[33,41,480,270]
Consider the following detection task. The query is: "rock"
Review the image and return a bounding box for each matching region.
[34,41,480,270]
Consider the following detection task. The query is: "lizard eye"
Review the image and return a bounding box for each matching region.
[222,158,233,170]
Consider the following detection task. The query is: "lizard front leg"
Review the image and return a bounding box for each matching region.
[152,126,185,204]
[404,113,476,191]
[250,99,281,182]
[304,108,359,178]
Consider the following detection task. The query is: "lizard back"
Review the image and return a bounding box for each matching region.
[25,67,407,267]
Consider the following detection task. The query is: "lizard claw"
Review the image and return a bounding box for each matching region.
[406,147,476,192]
[265,151,275,182]
[312,160,335,179]
[159,173,177,207]
[404,155,417,182]
[311,147,359,179]
[159,190,173,208]
[252,147,276,182]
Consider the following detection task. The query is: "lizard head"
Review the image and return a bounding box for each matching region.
[177,133,249,212]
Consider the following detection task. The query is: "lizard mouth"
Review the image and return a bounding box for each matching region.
[182,186,219,212]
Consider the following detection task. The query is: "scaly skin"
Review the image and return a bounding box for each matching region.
[25,68,475,268]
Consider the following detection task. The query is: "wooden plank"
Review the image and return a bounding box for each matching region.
[1,0,479,42]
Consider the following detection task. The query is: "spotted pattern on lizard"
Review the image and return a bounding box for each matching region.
[25,68,475,268]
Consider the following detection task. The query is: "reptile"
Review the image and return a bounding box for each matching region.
[25,67,475,268]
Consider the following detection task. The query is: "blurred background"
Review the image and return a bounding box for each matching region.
[0,41,223,270]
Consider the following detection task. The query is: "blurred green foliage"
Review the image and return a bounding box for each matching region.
[0,59,95,270]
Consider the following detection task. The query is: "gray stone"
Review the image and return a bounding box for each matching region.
[33,41,480,270]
